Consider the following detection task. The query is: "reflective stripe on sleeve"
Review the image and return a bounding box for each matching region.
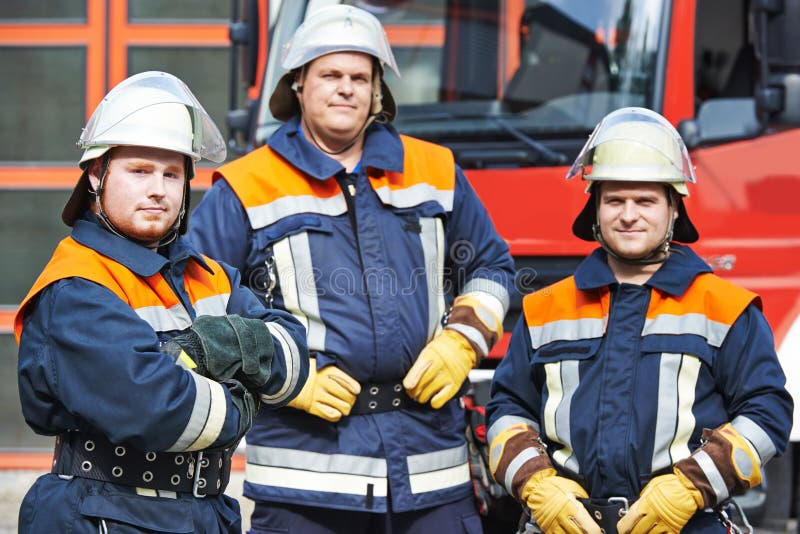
[486,415,541,446]
[463,278,510,319]
[167,373,226,452]
[260,322,303,404]
[732,415,775,463]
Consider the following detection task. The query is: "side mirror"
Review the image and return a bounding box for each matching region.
[678,98,761,149]
[229,0,261,88]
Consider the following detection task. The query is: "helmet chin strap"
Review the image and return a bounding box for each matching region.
[592,193,677,266]
[92,153,186,248]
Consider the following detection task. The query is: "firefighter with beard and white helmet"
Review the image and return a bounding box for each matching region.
[189,4,515,533]
[15,71,308,533]
[486,107,792,534]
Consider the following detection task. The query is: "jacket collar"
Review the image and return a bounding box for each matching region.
[268,115,405,180]
[71,212,212,277]
[574,243,713,297]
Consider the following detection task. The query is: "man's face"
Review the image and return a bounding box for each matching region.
[298,51,374,147]
[596,181,677,259]
[89,146,186,246]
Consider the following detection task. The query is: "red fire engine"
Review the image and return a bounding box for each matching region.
[225,0,800,527]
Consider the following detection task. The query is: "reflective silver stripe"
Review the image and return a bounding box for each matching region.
[446,323,488,357]
[407,444,467,475]
[246,446,388,495]
[192,293,230,317]
[652,353,700,471]
[373,184,454,211]
[245,194,346,230]
[642,314,731,348]
[135,303,192,332]
[733,415,775,463]
[273,233,326,352]
[652,353,683,470]
[247,445,387,477]
[672,355,700,463]
[407,445,470,494]
[261,322,303,404]
[168,373,223,452]
[246,463,388,497]
[694,450,729,502]
[486,415,540,446]
[420,217,445,341]
[504,447,541,494]
[545,360,580,474]
[186,378,226,451]
[409,462,470,494]
[463,278,510,317]
[528,318,605,350]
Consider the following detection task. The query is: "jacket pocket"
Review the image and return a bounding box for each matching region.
[79,493,194,533]
[532,338,602,365]
[254,214,334,246]
[640,335,714,366]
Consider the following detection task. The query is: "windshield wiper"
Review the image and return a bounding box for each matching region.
[490,117,568,165]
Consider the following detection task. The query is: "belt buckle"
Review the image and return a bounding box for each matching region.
[192,451,207,498]
[608,496,629,517]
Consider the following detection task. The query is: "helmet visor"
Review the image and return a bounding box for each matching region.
[566,107,695,186]
[78,71,226,163]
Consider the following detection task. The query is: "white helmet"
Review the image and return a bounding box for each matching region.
[568,107,699,244]
[64,71,225,228]
[567,107,695,195]
[77,70,226,165]
[269,4,400,122]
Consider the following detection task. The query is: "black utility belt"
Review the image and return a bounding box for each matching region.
[52,432,231,497]
[350,381,413,415]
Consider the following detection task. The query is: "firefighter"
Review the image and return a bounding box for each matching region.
[486,107,793,534]
[188,5,514,532]
[14,71,308,533]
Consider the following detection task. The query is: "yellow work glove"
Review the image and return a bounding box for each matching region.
[522,468,600,534]
[403,329,476,409]
[287,359,361,422]
[617,470,703,534]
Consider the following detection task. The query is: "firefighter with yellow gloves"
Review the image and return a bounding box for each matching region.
[486,107,792,533]
[15,71,308,533]
[188,4,514,532]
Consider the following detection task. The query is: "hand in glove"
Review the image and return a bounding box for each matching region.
[166,314,274,391]
[403,329,475,409]
[617,470,702,534]
[521,468,600,534]
[225,379,257,445]
[287,359,361,422]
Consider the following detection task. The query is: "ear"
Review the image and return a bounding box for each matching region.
[86,158,103,192]
[291,70,304,93]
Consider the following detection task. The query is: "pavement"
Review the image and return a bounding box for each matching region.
[0,469,795,533]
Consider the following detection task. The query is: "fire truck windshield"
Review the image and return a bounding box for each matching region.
[258,0,668,157]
